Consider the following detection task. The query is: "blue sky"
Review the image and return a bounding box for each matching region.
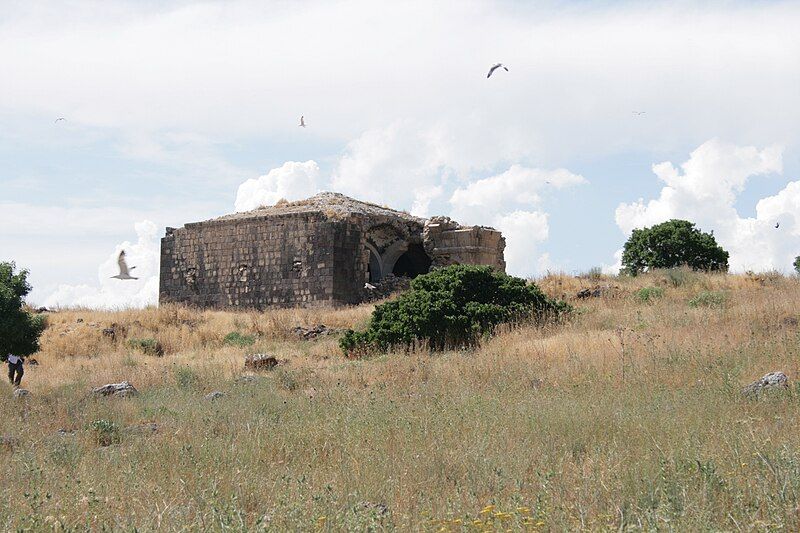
[1,0,798,307]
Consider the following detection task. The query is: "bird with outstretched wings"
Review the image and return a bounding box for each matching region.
[111,250,138,280]
[487,63,508,78]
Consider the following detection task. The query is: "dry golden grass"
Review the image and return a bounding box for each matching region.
[2,270,800,530]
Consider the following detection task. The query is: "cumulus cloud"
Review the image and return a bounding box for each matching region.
[614,139,799,272]
[43,221,160,309]
[449,165,586,224]
[449,165,586,277]
[234,160,320,212]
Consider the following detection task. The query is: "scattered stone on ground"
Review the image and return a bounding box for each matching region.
[35,306,50,313]
[13,389,30,399]
[235,375,260,385]
[358,501,389,516]
[205,391,225,401]
[0,435,19,451]
[361,274,411,302]
[26,358,39,366]
[577,288,602,299]
[782,316,798,328]
[742,371,789,396]
[56,429,76,437]
[92,381,139,397]
[290,324,340,340]
[244,354,285,372]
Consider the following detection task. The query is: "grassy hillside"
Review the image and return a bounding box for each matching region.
[2,269,799,530]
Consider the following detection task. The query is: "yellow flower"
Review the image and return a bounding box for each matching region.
[480,505,495,515]
[516,506,531,515]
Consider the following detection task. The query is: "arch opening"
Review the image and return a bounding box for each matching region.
[365,243,383,283]
[392,243,432,279]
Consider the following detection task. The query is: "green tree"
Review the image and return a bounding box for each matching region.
[794,256,800,274]
[340,264,569,355]
[0,262,46,360]
[621,219,729,276]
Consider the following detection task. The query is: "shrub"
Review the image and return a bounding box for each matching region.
[635,286,664,303]
[223,332,255,347]
[339,265,569,355]
[794,256,800,274]
[0,262,46,360]
[621,220,728,276]
[90,419,120,447]
[127,338,164,357]
[689,291,726,309]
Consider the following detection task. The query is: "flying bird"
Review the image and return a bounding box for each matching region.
[775,222,780,229]
[632,111,646,116]
[487,63,508,78]
[111,250,138,280]
[54,117,66,123]
[299,116,306,128]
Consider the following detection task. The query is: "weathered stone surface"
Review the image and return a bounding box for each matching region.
[205,391,225,400]
[244,354,280,372]
[13,389,30,399]
[291,324,340,340]
[160,193,506,309]
[92,381,138,397]
[742,372,789,396]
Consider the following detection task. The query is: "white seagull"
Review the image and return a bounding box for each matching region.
[111,250,138,280]
[487,63,508,78]
[299,115,306,128]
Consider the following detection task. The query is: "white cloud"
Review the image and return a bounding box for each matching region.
[234,160,320,211]
[2,1,798,157]
[447,165,585,276]
[43,221,160,309]
[493,210,550,277]
[449,164,586,224]
[614,139,799,272]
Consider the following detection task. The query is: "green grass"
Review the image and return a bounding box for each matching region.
[223,331,256,347]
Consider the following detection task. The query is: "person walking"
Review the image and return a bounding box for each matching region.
[7,354,23,388]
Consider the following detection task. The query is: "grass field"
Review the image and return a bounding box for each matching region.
[2,269,800,531]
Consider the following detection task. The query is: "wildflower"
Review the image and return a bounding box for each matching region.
[516,506,531,515]
[480,505,495,515]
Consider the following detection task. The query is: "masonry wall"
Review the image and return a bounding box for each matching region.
[159,213,349,308]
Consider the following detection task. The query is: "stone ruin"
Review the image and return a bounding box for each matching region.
[159,192,505,308]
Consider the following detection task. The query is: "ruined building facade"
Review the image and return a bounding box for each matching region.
[159,193,505,308]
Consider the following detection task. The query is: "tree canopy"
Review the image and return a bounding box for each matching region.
[621,219,729,276]
[0,262,46,359]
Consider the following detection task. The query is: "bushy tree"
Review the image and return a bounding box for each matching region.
[340,265,569,355]
[0,262,46,360]
[621,219,729,276]
[794,256,800,274]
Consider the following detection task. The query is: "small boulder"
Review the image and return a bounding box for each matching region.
[205,391,225,401]
[244,354,280,372]
[92,381,138,398]
[235,375,260,385]
[13,389,30,400]
[742,372,789,397]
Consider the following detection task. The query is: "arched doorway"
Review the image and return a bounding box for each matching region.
[391,243,432,279]
[366,243,383,283]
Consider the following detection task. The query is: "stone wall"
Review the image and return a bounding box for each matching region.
[160,213,349,308]
[423,217,506,271]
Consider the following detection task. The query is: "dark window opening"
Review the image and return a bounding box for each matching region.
[392,244,432,279]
